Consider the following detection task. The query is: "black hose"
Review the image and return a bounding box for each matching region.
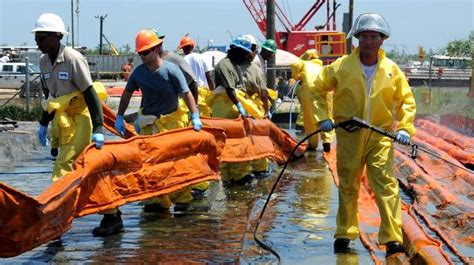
[253,128,323,264]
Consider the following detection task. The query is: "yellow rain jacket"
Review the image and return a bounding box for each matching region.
[314,48,416,244]
[45,82,107,181]
[291,58,335,148]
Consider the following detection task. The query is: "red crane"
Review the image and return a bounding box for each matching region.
[243,0,346,62]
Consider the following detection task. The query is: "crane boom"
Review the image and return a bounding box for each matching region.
[242,0,346,61]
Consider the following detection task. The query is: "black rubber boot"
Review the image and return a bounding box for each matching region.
[174,203,190,212]
[51,148,58,157]
[253,170,271,179]
[92,211,124,237]
[143,203,169,213]
[334,238,350,253]
[323,143,331,153]
[306,145,317,152]
[233,174,255,185]
[191,188,206,200]
[386,241,404,257]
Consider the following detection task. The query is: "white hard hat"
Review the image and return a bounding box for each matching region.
[347,13,390,39]
[32,13,68,35]
[244,34,258,45]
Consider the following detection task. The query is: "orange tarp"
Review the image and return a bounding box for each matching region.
[0,128,225,257]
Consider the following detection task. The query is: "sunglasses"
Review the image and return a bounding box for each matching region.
[35,34,54,43]
[358,35,382,42]
[138,47,154,56]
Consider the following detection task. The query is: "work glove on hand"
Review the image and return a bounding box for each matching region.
[236,102,247,116]
[115,115,125,137]
[37,125,48,146]
[319,119,335,132]
[191,112,202,131]
[395,130,410,145]
[91,133,105,149]
[134,118,141,134]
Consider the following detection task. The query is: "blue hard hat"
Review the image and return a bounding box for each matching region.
[230,35,252,53]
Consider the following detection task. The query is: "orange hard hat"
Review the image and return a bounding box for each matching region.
[135,29,163,52]
[179,36,195,49]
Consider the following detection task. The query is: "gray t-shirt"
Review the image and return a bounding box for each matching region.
[125,60,189,116]
[162,51,196,85]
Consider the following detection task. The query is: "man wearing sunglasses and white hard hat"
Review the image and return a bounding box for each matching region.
[313,13,416,258]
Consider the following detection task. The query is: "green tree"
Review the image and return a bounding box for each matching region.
[441,31,473,57]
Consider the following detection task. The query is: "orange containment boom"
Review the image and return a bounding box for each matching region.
[0,127,225,257]
[202,117,307,164]
[101,103,306,164]
[324,151,454,264]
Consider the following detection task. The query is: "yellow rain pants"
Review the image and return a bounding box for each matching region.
[137,98,200,208]
[314,48,416,244]
[335,129,402,243]
[291,58,334,149]
[210,87,253,181]
[45,82,107,182]
[198,86,213,117]
[294,85,305,128]
[246,92,270,173]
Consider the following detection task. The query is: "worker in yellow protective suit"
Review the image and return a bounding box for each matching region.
[291,49,334,152]
[211,35,255,183]
[241,34,272,178]
[314,13,416,257]
[114,29,202,219]
[32,13,113,236]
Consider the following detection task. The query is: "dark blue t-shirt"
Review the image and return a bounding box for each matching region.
[125,61,189,116]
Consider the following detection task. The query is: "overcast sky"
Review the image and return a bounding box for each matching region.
[0,0,472,54]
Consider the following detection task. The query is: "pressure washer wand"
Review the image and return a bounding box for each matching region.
[341,117,473,174]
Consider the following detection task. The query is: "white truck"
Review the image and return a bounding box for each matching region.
[0,62,42,97]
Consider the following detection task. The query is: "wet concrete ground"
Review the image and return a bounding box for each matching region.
[1,126,375,264]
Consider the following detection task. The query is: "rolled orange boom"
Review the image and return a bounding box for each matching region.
[324,140,463,264]
[395,147,473,264]
[439,114,474,136]
[415,119,474,153]
[0,128,225,258]
[413,129,474,169]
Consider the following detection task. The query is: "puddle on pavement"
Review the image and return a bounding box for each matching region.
[1,130,375,264]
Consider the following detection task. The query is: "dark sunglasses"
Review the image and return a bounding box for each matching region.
[138,47,154,56]
[34,34,54,43]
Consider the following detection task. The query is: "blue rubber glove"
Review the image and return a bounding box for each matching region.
[236,102,247,116]
[115,115,125,137]
[319,119,335,132]
[134,117,141,134]
[91,133,104,149]
[395,130,410,145]
[37,125,48,146]
[191,112,202,131]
